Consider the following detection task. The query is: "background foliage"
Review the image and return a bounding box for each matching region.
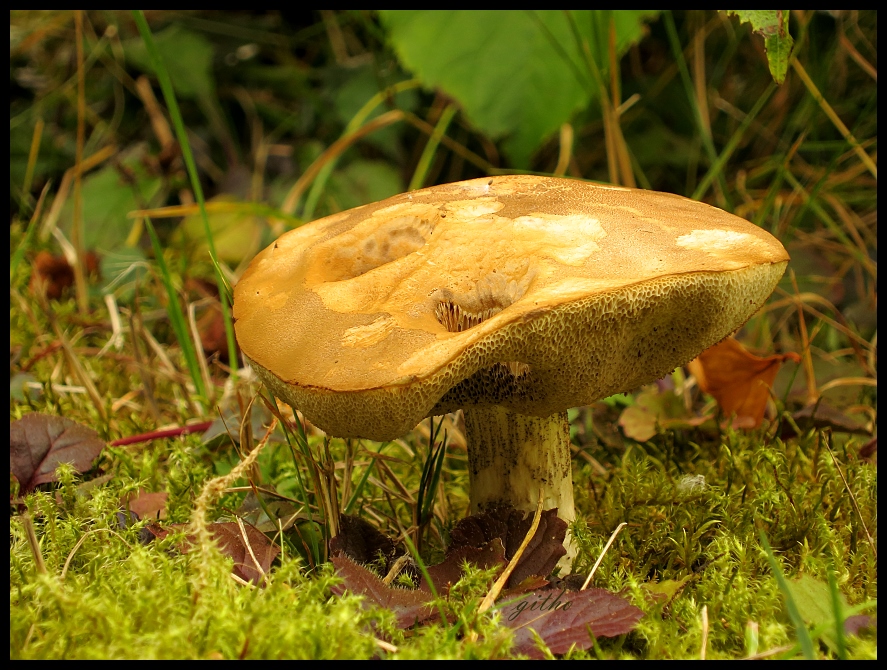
[10,10,877,660]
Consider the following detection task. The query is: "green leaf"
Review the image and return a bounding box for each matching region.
[759,531,816,659]
[325,160,404,213]
[641,575,693,604]
[173,195,267,266]
[380,10,658,168]
[126,24,216,99]
[785,574,851,654]
[60,154,162,254]
[724,10,794,84]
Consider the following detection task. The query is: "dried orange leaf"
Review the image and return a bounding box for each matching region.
[123,489,168,521]
[688,337,800,428]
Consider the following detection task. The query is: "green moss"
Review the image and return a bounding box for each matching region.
[11,485,382,659]
[565,427,876,659]
[10,421,876,659]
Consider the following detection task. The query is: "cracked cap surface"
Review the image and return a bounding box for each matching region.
[234,175,789,441]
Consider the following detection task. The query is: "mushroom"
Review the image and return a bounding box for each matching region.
[233,175,789,566]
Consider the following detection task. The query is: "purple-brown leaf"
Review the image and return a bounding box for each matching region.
[331,555,437,628]
[781,401,872,440]
[207,522,280,584]
[449,506,567,587]
[151,521,280,585]
[330,514,401,572]
[843,614,874,636]
[10,413,106,493]
[420,538,507,593]
[500,587,644,658]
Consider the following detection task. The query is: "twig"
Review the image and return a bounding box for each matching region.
[478,489,545,614]
[700,604,709,660]
[236,516,267,585]
[374,637,399,654]
[743,644,795,660]
[110,421,214,447]
[581,522,627,591]
[20,513,46,575]
[382,554,412,586]
[824,435,876,561]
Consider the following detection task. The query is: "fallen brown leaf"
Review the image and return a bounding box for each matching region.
[327,507,643,655]
[419,539,507,593]
[781,401,872,439]
[10,413,106,493]
[858,436,876,463]
[151,521,280,585]
[30,250,100,300]
[499,586,644,658]
[330,555,437,628]
[331,514,508,595]
[448,506,567,588]
[330,514,401,574]
[688,337,801,428]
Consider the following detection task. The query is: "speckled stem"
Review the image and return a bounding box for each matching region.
[462,406,577,568]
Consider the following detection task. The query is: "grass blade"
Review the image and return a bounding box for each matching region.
[343,441,390,516]
[691,81,777,201]
[408,104,457,191]
[302,79,420,220]
[132,11,238,378]
[759,531,816,659]
[826,565,847,660]
[143,215,206,401]
[663,11,731,208]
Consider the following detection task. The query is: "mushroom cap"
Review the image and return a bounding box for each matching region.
[234,175,789,441]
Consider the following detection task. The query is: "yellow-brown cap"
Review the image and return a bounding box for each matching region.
[234,175,788,441]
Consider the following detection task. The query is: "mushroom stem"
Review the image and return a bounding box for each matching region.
[462,405,577,568]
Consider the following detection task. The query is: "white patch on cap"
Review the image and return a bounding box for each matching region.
[444,198,504,218]
[513,213,606,265]
[341,315,397,348]
[676,229,754,251]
